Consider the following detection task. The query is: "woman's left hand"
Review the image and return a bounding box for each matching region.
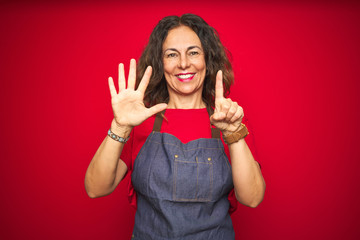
[210,70,244,136]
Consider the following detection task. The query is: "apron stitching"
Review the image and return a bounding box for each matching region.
[196,156,199,201]
[135,132,155,165]
[149,140,222,151]
[210,160,213,200]
[217,138,231,171]
[175,159,212,164]
[174,198,212,202]
[173,155,177,200]
[173,156,213,202]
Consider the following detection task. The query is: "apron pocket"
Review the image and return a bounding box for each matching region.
[173,155,213,202]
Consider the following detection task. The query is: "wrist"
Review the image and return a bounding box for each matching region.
[222,123,249,145]
[222,130,235,137]
[110,119,132,138]
[221,124,242,137]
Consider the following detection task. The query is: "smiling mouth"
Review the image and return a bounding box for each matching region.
[176,73,195,82]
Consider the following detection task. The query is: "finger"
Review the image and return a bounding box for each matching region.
[220,99,231,117]
[146,103,168,117]
[215,70,224,101]
[225,101,238,121]
[108,77,117,97]
[210,111,226,122]
[137,66,152,94]
[127,59,136,90]
[118,63,126,91]
[230,105,244,123]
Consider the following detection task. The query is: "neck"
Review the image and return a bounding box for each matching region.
[167,93,206,109]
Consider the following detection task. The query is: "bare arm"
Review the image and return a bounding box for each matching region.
[84,59,167,198]
[210,70,265,207]
[228,139,265,208]
[84,121,131,198]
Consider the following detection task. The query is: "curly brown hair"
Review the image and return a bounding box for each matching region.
[136,13,234,109]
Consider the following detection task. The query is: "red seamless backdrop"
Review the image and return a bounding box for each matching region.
[1,1,360,239]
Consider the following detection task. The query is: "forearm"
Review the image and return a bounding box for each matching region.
[229,138,265,208]
[85,122,132,198]
[85,59,167,198]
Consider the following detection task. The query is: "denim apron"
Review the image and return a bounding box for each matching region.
[131,110,235,239]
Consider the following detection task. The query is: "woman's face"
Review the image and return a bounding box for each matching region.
[162,25,206,100]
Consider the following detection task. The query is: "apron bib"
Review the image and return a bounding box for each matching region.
[131,110,235,240]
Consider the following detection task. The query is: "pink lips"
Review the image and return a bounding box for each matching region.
[175,73,195,82]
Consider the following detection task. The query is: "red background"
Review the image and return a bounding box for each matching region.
[1,1,360,239]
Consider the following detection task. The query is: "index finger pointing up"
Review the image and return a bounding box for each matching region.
[215,70,224,100]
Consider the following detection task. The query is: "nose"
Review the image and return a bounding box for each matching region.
[178,54,190,69]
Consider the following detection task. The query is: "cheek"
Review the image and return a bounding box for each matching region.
[199,63,206,77]
[196,57,206,73]
[162,60,168,73]
[162,62,172,84]
[163,60,174,75]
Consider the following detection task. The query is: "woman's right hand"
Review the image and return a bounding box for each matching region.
[108,59,167,135]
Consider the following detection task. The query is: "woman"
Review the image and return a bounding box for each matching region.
[85,14,265,239]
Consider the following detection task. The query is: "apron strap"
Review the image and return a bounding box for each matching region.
[153,108,220,139]
[153,110,165,132]
[207,107,221,139]
[211,127,221,139]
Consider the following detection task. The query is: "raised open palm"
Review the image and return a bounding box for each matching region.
[108,59,167,129]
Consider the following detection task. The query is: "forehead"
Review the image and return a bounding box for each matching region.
[163,25,202,50]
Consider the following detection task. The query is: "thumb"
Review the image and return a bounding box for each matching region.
[210,111,223,122]
[210,114,215,125]
[146,103,168,117]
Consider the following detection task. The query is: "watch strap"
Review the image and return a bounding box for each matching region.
[107,129,130,143]
[223,123,249,144]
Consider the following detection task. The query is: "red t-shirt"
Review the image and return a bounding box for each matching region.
[120,108,258,214]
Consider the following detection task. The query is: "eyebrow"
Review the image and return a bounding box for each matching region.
[163,45,202,53]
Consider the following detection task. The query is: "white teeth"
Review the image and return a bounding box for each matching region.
[177,74,194,79]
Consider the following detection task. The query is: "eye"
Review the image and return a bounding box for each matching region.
[189,51,199,56]
[166,52,178,58]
